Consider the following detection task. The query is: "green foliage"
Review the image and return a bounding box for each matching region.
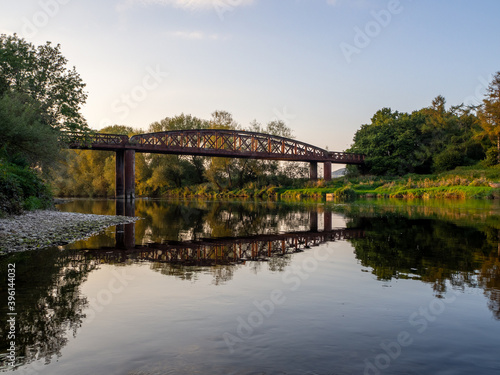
[478,72,500,155]
[333,185,356,200]
[0,34,89,213]
[433,148,465,172]
[51,126,140,197]
[349,97,484,176]
[485,148,499,166]
[0,91,59,169]
[0,160,52,215]
[0,34,88,132]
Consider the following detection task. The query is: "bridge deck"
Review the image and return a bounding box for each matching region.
[62,130,364,164]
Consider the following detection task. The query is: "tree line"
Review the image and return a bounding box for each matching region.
[52,113,308,198]
[0,34,88,214]
[348,73,500,176]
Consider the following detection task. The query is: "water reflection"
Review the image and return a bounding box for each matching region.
[332,201,500,320]
[0,248,98,370]
[1,199,500,372]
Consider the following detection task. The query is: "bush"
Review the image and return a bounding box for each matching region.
[485,148,499,167]
[0,160,53,215]
[333,185,357,200]
[433,149,465,172]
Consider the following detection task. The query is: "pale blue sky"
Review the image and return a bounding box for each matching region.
[1,0,499,152]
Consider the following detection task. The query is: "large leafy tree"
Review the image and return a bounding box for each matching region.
[0,34,88,170]
[146,114,210,191]
[349,98,484,176]
[0,34,88,132]
[52,126,143,197]
[0,91,59,168]
[478,72,500,162]
[348,108,426,175]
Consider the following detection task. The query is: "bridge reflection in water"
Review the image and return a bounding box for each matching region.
[94,200,364,266]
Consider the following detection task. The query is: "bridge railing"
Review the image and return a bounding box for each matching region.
[60,130,365,164]
[328,151,365,164]
[130,129,331,161]
[60,132,129,148]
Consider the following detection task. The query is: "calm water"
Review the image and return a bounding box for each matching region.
[1,198,500,374]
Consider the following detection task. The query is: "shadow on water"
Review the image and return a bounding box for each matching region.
[1,198,500,370]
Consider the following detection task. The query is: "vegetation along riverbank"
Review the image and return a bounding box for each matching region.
[146,163,500,200]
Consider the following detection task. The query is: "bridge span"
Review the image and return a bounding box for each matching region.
[63,129,364,199]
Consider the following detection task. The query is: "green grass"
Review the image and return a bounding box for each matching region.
[157,163,500,201]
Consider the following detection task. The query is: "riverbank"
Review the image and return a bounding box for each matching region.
[0,210,140,254]
[154,165,500,200]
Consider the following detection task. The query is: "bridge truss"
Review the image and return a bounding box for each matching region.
[63,129,364,199]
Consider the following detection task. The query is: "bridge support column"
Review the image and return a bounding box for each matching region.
[125,150,135,200]
[115,150,125,199]
[309,162,318,180]
[324,211,332,232]
[115,199,135,249]
[324,161,332,181]
[310,211,318,232]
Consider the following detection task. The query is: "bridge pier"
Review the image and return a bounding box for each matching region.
[310,211,318,232]
[324,161,332,181]
[324,211,332,231]
[115,150,125,199]
[115,199,136,249]
[125,150,135,200]
[115,150,135,200]
[310,162,318,180]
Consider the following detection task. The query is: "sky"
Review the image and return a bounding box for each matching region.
[1,0,499,153]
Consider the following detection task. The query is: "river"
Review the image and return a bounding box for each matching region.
[1,198,500,374]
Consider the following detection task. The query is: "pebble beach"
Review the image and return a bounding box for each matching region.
[0,210,140,254]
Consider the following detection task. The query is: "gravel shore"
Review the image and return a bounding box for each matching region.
[0,210,140,254]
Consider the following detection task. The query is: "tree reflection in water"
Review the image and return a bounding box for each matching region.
[0,249,98,369]
[2,198,500,370]
[333,201,500,319]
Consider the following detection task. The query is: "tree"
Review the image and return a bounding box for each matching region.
[0,91,59,169]
[478,72,500,163]
[51,126,144,197]
[348,108,426,175]
[204,111,240,189]
[0,34,89,212]
[0,34,88,132]
[349,98,484,176]
[146,114,209,192]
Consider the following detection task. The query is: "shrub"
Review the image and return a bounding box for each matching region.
[0,160,53,215]
[333,185,356,200]
[433,149,465,172]
[485,148,499,167]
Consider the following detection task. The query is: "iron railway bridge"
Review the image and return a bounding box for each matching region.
[63,130,364,199]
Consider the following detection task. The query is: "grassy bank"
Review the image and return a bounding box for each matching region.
[280,164,500,200]
[0,160,53,216]
[160,163,500,200]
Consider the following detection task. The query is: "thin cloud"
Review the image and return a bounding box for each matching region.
[326,0,373,7]
[122,0,255,11]
[167,31,223,40]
